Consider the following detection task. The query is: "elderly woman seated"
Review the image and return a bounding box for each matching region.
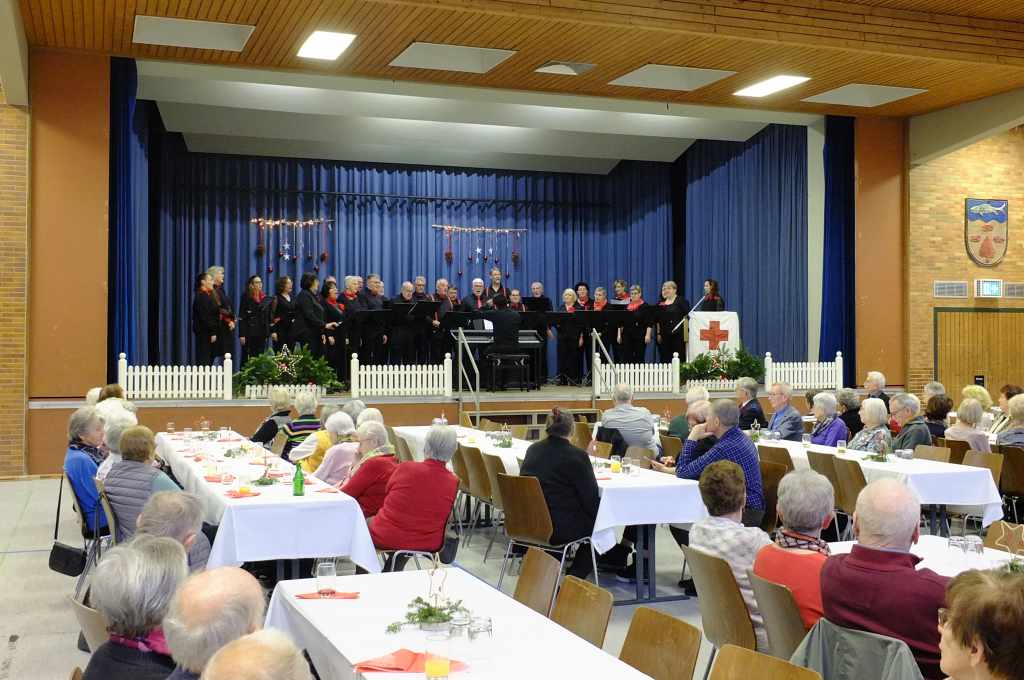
[753,469,835,630]
[95,402,139,480]
[251,386,292,445]
[82,536,189,680]
[287,410,354,474]
[996,394,1024,448]
[104,426,181,541]
[809,392,850,447]
[64,406,109,533]
[945,398,992,453]
[938,569,1024,680]
[356,407,384,426]
[836,388,863,437]
[340,421,398,517]
[925,394,954,439]
[369,424,459,569]
[310,413,359,483]
[136,491,211,573]
[846,397,892,454]
[281,391,321,460]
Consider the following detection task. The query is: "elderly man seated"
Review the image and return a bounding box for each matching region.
[203,630,313,680]
[136,491,211,573]
[821,479,949,679]
[600,383,660,455]
[753,469,834,630]
[766,382,803,442]
[890,392,932,451]
[736,377,767,430]
[163,567,267,680]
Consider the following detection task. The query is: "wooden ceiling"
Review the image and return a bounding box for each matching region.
[18,0,1024,117]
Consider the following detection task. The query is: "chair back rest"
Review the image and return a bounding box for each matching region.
[983,520,1024,554]
[999,446,1024,495]
[748,570,807,660]
[660,435,683,461]
[93,478,119,545]
[510,424,529,440]
[791,618,923,680]
[759,460,789,533]
[806,451,843,511]
[67,594,109,653]
[270,430,288,456]
[393,434,415,463]
[573,421,593,450]
[461,445,491,501]
[831,458,867,516]
[710,644,822,680]
[512,547,561,615]
[962,450,1004,487]
[758,445,795,472]
[550,575,614,648]
[496,473,553,544]
[459,411,473,428]
[913,444,951,463]
[452,445,472,493]
[619,606,701,680]
[479,418,501,432]
[480,452,508,511]
[945,439,970,465]
[592,441,612,459]
[625,445,656,462]
[69,668,83,680]
[680,545,756,650]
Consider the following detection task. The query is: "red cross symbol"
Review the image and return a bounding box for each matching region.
[700,320,730,350]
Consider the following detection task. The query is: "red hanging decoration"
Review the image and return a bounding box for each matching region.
[267,265,274,273]
[320,251,328,263]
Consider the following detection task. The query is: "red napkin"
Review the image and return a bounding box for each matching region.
[317,487,340,493]
[295,591,360,599]
[596,476,612,481]
[224,490,260,498]
[354,649,467,673]
[267,471,289,478]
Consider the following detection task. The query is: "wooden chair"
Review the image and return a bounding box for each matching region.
[709,644,822,680]
[983,520,1024,554]
[549,575,613,648]
[480,452,510,562]
[67,594,109,653]
[759,460,788,533]
[831,458,867,537]
[510,424,529,440]
[659,435,683,462]
[495,473,598,611]
[806,451,842,506]
[461,445,493,546]
[479,417,501,432]
[803,420,815,434]
[944,439,970,465]
[999,446,1024,524]
[748,571,807,660]
[619,606,701,680]
[592,441,612,459]
[69,669,83,680]
[625,445,656,465]
[512,547,561,615]
[914,444,951,463]
[385,425,398,447]
[393,434,415,463]
[963,450,1004,487]
[459,411,473,428]
[680,545,755,676]
[270,429,288,456]
[758,445,795,472]
[573,421,593,450]
[93,478,119,545]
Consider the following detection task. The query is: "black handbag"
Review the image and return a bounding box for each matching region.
[438,527,460,565]
[48,474,87,577]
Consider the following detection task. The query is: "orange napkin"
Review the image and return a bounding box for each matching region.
[204,474,223,483]
[192,455,205,462]
[596,476,612,481]
[317,487,340,493]
[249,460,269,465]
[354,649,467,673]
[295,591,360,599]
[224,490,260,498]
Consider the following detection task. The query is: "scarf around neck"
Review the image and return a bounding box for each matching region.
[348,444,395,476]
[775,529,830,555]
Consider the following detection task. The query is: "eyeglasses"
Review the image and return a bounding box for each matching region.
[937,608,949,627]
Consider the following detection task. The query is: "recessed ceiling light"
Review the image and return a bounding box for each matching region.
[297,31,357,60]
[801,83,927,107]
[132,15,255,51]
[389,43,516,74]
[535,61,596,76]
[734,75,810,98]
[609,64,736,91]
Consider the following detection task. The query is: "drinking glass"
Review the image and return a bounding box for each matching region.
[424,633,451,680]
[219,426,229,440]
[315,562,337,597]
[200,418,210,433]
[836,439,847,454]
[965,535,986,569]
[801,434,812,448]
[609,455,622,474]
[166,421,176,434]
[183,427,193,445]
[948,536,967,569]
[468,616,493,641]
[621,457,633,476]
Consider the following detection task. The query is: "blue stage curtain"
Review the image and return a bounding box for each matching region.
[682,124,808,360]
[820,115,856,386]
[109,58,150,368]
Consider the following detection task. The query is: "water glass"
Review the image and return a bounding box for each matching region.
[948,536,968,569]
[424,633,451,680]
[965,535,986,569]
[836,439,847,454]
[219,426,229,440]
[621,457,633,476]
[801,434,812,448]
[183,427,193,444]
[467,616,493,641]
[609,455,622,474]
[315,561,337,597]
[166,421,176,434]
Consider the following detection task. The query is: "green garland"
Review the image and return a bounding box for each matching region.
[233,346,343,396]
[679,346,765,382]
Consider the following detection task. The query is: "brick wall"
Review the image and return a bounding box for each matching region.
[0,84,29,476]
[907,128,1024,394]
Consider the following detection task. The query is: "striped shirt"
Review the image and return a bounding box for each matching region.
[282,414,321,458]
[677,426,764,510]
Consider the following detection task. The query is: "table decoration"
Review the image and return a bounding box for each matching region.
[386,563,468,634]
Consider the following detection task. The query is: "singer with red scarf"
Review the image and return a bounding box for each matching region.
[592,287,618,359]
[237,275,269,365]
[461,278,488,311]
[695,278,726,311]
[321,279,347,380]
[191,272,220,366]
[656,280,690,363]
[207,266,235,361]
[618,284,652,363]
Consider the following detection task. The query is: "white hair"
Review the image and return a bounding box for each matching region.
[813,392,838,417]
[206,265,225,278]
[341,399,366,421]
[472,278,484,286]
[612,383,634,404]
[344,275,358,287]
[771,382,792,398]
[85,387,102,405]
[68,406,100,442]
[923,381,945,399]
[688,399,712,423]
[356,421,389,449]
[866,370,887,390]
[90,536,188,638]
[735,378,758,402]
[319,404,341,421]
[267,386,291,412]
[1009,394,1024,424]
[685,386,710,404]
[203,629,313,680]
[293,391,318,415]
[325,411,355,437]
[859,397,888,428]
[136,492,203,544]
[778,470,834,535]
[103,408,139,453]
[356,407,384,426]
[889,392,920,416]
[711,399,740,428]
[956,398,983,427]
[836,388,860,412]
[423,425,457,463]
[854,478,920,548]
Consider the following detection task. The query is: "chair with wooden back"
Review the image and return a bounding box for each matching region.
[983,520,1023,554]
[680,545,756,675]
[573,421,593,450]
[459,411,473,428]
[69,669,83,680]
[806,451,843,508]
[914,444,951,463]
[93,478,119,545]
[479,417,501,432]
[512,547,561,615]
[963,450,1004,487]
[550,575,613,648]
[619,606,702,680]
[759,460,788,533]
[461,445,492,544]
[592,441,612,459]
[758,445,795,473]
[659,435,683,462]
[944,439,970,465]
[393,434,415,463]
[270,429,289,456]
[480,452,510,562]
[748,571,807,660]
[67,594,109,653]
[831,458,867,529]
[709,644,822,680]
[998,446,1024,523]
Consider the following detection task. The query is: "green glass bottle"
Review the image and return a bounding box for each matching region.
[292,462,305,496]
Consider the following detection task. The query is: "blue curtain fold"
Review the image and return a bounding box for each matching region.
[682,124,808,360]
[820,115,856,386]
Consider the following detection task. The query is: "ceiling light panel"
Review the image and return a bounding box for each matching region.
[734,75,810,97]
[801,83,927,107]
[389,42,516,74]
[297,31,357,60]
[132,15,254,52]
[535,61,596,76]
[609,64,736,91]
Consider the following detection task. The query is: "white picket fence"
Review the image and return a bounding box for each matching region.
[592,353,681,397]
[765,351,843,391]
[242,383,328,400]
[118,353,233,400]
[350,353,453,399]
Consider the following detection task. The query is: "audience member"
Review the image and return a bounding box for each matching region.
[104,426,181,541]
[203,630,313,680]
[600,383,660,454]
[652,400,714,473]
[293,411,357,473]
[923,381,946,401]
[996,394,1024,448]
[667,386,709,440]
[944,398,991,452]
[689,461,772,652]
[939,569,1024,680]
[85,386,102,405]
[98,383,126,403]
[735,377,767,430]
[925,394,954,439]
[520,407,600,579]
[163,567,266,680]
[340,398,367,423]
[821,479,948,679]
[136,491,210,573]
[95,403,139,480]
[992,384,1024,434]
[836,388,863,437]
[312,412,359,485]
[356,407,385,425]
[63,406,109,532]
[891,393,932,451]
[340,421,398,517]
[809,392,850,446]
[280,391,320,459]
[961,384,993,410]
[753,469,834,630]
[864,371,890,410]
[846,397,892,453]
[803,389,821,414]
[250,387,291,445]
[766,382,803,441]
[83,536,189,680]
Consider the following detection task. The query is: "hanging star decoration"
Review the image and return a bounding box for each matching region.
[274,346,300,379]
[992,522,1024,556]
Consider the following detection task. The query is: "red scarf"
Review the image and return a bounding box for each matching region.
[564,305,576,313]
[474,295,483,309]
[659,297,676,307]
[510,302,525,311]
[199,288,212,296]
[250,291,265,303]
[615,292,628,300]
[109,628,172,656]
[594,300,607,311]
[627,298,644,311]
[343,290,358,301]
[326,297,344,310]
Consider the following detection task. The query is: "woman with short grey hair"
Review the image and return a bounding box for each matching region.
[95,405,139,480]
[341,421,398,517]
[251,386,292,445]
[423,424,458,463]
[341,399,366,422]
[356,407,384,426]
[835,388,863,437]
[847,397,892,454]
[810,392,850,447]
[65,406,109,532]
[82,536,188,680]
[944,398,991,453]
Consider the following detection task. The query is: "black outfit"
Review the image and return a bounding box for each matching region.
[694,295,725,312]
[238,293,269,366]
[480,308,523,389]
[656,297,690,363]
[389,295,418,365]
[483,284,509,303]
[840,409,864,437]
[519,435,600,578]
[252,409,292,445]
[191,289,220,366]
[270,293,296,352]
[553,307,582,385]
[323,299,347,378]
[430,295,456,363]
[926,419,946,440]
[412,291,434,362]
[290,288,326,356]
[619,303,651,364]
[461,293,487,312]
[739,399,768,430]
[212,284,235,359]
[868,390,891,411]
[341,291,363,362]
[528,295,553,382]
[82,641,176,680]
[592,303,618,362]
[573,299,595,378]
[358,291,388,364]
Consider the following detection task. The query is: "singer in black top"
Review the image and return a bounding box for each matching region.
[238,275,269,365]
[529,282,554,383]
[694,278,726,311]
[592,287,617,360]
[209,266,235,360]
[192,272,221,366]
[359,274,388,365]
[430,279,456,363]
[555,289,583,385]
[270,276,296,352]
[291,272,335,356]
[389,282,418,365]
[461,278,487,312]
[574,282,594,379]
[483,267,509,304]
[618,285,651,364]
[321,280,347,379]
[656,280,690,364]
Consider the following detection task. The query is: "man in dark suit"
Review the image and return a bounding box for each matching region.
[736,377,768,429]
[479,295,522,389]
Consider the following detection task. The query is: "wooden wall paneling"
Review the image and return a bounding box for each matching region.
[935,309,1024,394]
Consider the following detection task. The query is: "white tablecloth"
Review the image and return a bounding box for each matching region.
[830,534,1017,577]
[394,426,708,553]
[156,432,380,572]
[763,440,1004,526]
[265,567,652,679]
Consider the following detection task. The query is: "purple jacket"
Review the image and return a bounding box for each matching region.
[810,417,850,447]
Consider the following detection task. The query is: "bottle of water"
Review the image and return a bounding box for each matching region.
[292,462,305,497]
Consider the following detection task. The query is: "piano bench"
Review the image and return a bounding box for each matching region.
[486,353,531,392]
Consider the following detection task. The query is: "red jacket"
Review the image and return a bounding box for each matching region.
[369,459,458,551]
[341,455,398,517]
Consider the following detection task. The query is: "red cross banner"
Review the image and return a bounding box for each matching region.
[687,311,741,361]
